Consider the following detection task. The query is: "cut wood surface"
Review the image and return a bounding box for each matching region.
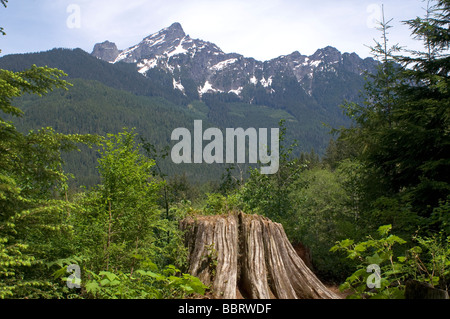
[180,211,340,299]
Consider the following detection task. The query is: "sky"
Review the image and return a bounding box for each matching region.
[0,0,430,61]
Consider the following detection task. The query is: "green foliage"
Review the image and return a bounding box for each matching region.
[200,191,243,216]
[217,165,242,196]
[407,233,450,290]
[0,1,6,37]
[338,1,450,223]
[331,225,408,299]
[331,224,450,298]
[0,63,97,298]
[71,129,163,272]
[0,25,100,298]
[237,122,375,281]
[67,128,194,300]
[291,166,363,279]
[1,0,448,300]
[84,263,207,299]
[240,120,306,238]
[322,1,450,291]
[431,197,450,235]
[0,65,70,116]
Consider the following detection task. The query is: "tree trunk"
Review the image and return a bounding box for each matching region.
[180,211,340,299]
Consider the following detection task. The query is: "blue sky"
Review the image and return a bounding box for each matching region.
[0,0,429,61]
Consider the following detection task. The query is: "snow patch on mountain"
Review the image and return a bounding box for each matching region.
[199,81,223,96]
[229,87,243,96]
[137,58,158,74]
[260,76,273,88]
[310,60,322,68]
[167,41,189,58]
[211,58,238,71]
[145,34,166,47]
[173,78,185,92]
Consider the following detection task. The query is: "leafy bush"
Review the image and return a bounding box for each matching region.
[84,263,207,299]
[331,225,407,299]
[407,234,450,291]
[202,192,242,215]
[331,225,450,298]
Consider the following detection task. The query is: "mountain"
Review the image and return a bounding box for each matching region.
[0,22,378,187]
[92,22,377,102]
[92,41,122,63]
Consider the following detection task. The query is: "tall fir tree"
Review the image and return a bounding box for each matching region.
[338,0,449,232]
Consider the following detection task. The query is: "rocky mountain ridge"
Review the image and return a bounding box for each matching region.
[92,22,377,99]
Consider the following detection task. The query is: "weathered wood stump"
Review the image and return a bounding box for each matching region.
[180,211,340,299]
[405,280,449,299]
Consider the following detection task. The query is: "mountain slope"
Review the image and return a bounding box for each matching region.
[0,23,377,186]
[0,47,189,106]
[90,22,377,149]
[9,78,203,186]
[6,76,296,187]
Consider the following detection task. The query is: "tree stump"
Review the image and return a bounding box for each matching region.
[180,211,340,299]
[405,280,449,299]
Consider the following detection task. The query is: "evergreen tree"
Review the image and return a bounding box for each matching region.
[0,2,97,297]
[391,0,450,216]
[338,0,450,231]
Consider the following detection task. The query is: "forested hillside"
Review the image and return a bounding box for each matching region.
[0,28,373,187]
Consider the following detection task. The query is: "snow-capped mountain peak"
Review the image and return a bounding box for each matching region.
[91,23,376,98]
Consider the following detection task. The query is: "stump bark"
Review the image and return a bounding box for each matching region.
[405,280,449,299]
[180,211,340,299]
